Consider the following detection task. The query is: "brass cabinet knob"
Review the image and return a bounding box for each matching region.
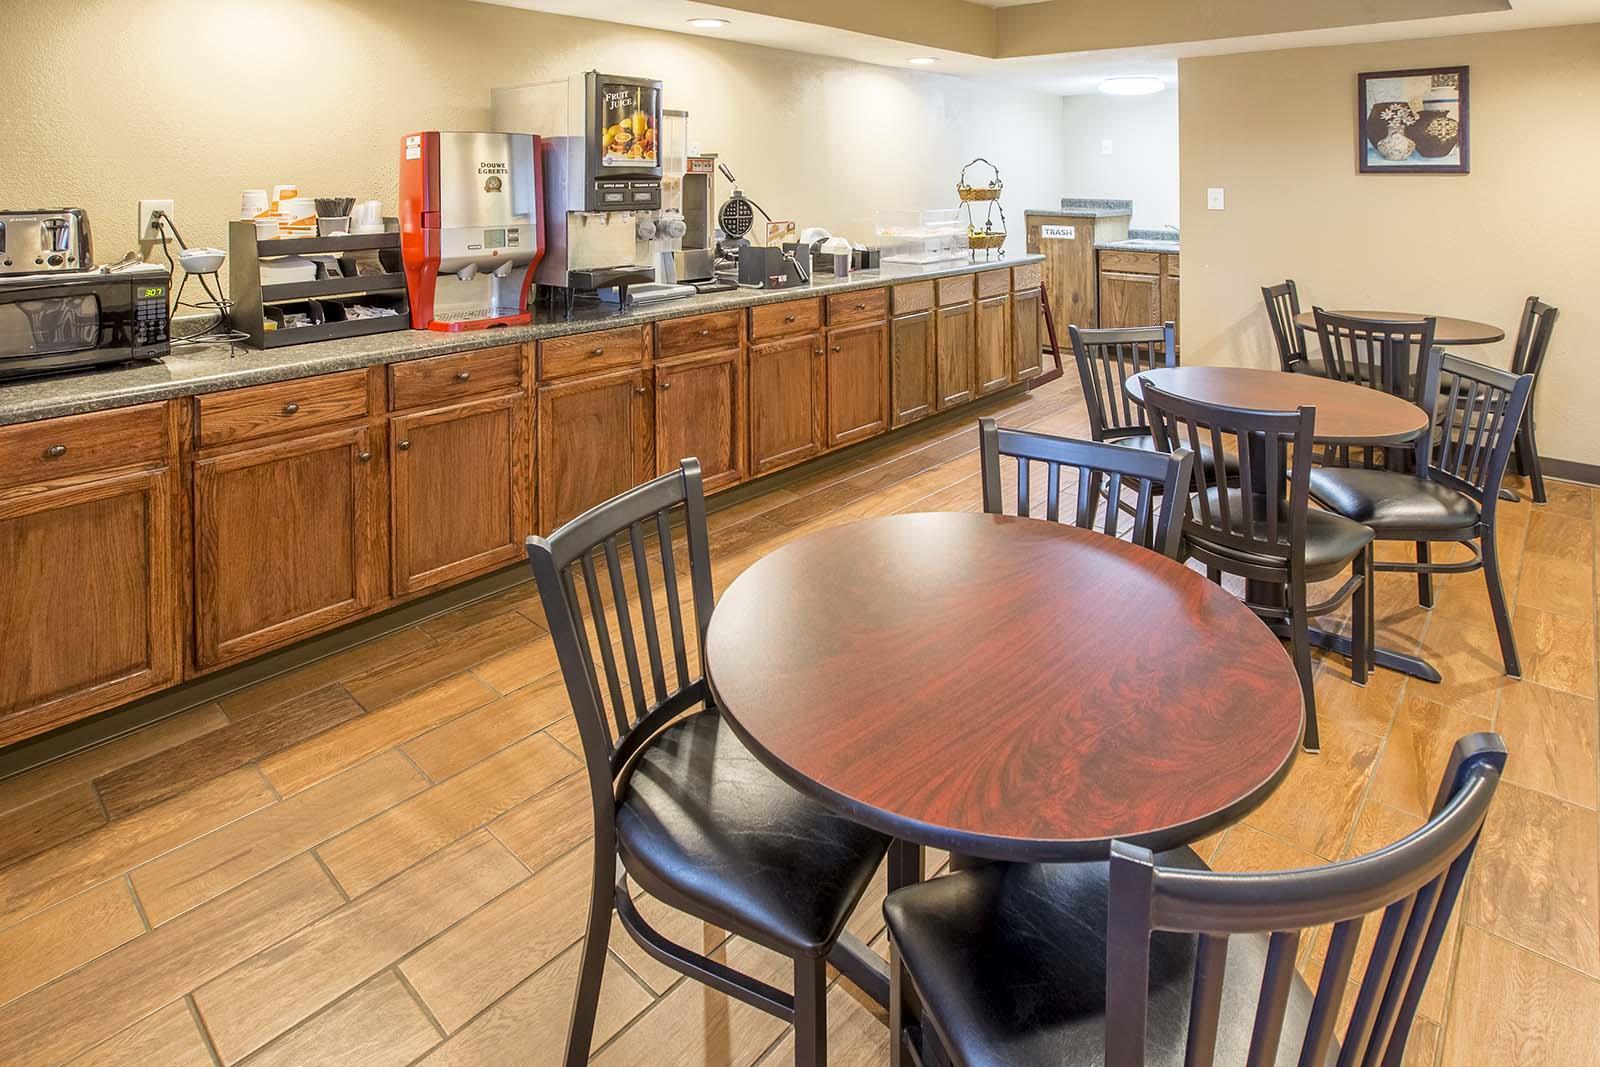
[698,328,709,336]
[43,444,67,459]
[831,345,842,352]
[784,314,797,323]
[591,347,605,356]
[855,303,866,310]
[660,381,672,390]
[634,385,647,395]
[397,439,411,451]
[357,450,372,463]
[282,402,300,415]
[455,370,471,381]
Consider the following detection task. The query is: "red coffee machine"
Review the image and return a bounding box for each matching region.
[399,131,544,331]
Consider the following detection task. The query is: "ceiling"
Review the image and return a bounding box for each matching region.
[478,0,1600,95]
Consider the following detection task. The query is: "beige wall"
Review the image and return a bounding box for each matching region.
[0,0,1067,260]
[1059,90,1179,230]
[1179,23,1600,466]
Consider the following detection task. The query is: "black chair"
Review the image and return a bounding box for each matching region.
[1310,350,1533,677]
[883,733,1506,1067]
[1313,308,1436,404]
[978,417,1193,560]
[1261,280,1323,375]
[525,459,890,1067]
[1140,383,1373,753]
[1069,322,1177,450]
[1505,297,1559,503]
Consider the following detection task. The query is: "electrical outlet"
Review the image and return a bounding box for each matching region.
[138,199,174,242]
[1206,187,1225,211]
[1101,139,1114,155]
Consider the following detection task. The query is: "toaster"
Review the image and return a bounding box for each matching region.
[0,208,93,276]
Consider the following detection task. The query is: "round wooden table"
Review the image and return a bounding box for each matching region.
[1291,310,1503,346]
[1126,366,1441,684]
[705,512,1303,866]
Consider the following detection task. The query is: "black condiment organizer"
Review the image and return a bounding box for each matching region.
[228,220,411,348]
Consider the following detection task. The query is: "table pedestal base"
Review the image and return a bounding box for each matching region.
[1246,579,1442,684]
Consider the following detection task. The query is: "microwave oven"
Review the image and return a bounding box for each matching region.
[0,262,171,381]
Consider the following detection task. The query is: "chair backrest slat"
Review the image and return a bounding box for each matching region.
[1070,323,1178,441]
[1261,281,1307,372]
[1186,933,1230,1067]
[656,509,691,687]
[1299,918,1362,1067]
[628,520,669,705]
[578,548,630,736]
[1337,897,1414,1067]
[1246,931,1302,1067]
[1313,310,1434,404]
[977,418,1192,559]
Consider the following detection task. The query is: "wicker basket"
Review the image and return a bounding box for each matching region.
[966,230,1006,250]
[957,183,1002,202]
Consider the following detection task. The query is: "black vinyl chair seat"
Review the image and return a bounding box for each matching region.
[1183,488,1375,581]
[883,851,1332,1067]
[1113,432,1241,477]
[617,709,888,958]
[1308,467,1480,533]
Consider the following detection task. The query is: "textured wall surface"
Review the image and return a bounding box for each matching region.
[1059,90,1180,230]
[0,0,1068,260]
[1180,22,1600,464]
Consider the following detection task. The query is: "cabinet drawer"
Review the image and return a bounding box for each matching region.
[827,288,887,327]
[198,370,369,449]
[1099,250,1161,275]
[750,298,822,341]
[0,402,168,489]
[1165,253,1179,277]
[1012,262,1042,291]
[657,310,743,360]
[936,275,974,306]
[892,281,934,315]
[389,344,523,410]
[538,325,647,381]
[975,269,1009,299]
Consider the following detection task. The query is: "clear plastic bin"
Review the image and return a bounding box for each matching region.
[875,208,966,264]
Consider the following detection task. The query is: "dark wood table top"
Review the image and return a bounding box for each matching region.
[1128,366,1431,445]
[704,512,1303,863]
[1291,309,1504,346]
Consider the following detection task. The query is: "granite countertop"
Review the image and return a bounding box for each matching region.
[1097,238,1180,254]
[0,254,1041,426]
[1025,197,1134,220]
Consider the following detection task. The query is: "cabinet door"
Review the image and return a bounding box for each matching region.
[537,368,650,532]
[194,425,380,668]
[825,322,890,449]
[935,303,976,409]
[748,333,825,476]
[1011,288,1044,382]
[890,311,936,427]
[0,468,179,745]
[391,393,530,597]
[975,294,1012,396]
[1098,271,1162,330]
[656,347,745,494]
[1162,273,1181,345]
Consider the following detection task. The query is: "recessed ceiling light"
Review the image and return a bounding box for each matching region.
[908,57,938,65]
[687,17,729,29]
[1098,76,1165,96]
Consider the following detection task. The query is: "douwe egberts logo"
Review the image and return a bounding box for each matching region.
[479,160,508,193]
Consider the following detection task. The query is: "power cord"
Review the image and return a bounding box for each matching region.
[151,210,248,348]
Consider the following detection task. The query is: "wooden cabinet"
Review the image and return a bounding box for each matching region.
[537,367,650,532]
[975,294,1012,396]
[390,393,531,597]
[1098,270,1163,330]
[935,303,976,409]
[825,322,889,448]
[748,333,825,475]
[890,309,937,427]
[1025,211,1129,331]
[655,348,746,493]
[193,424,381,668]
[1011,287,1043,383]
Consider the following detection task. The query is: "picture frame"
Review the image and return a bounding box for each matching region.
[1357,65,1470,174]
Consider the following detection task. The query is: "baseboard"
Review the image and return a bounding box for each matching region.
[1541,456,1600,488]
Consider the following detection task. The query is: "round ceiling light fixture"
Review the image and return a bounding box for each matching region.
[1098,76,1166,96]
[687,17,730,28]
[908,57,938,65]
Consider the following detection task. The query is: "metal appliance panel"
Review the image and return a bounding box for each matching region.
[0,208,93,276]
[436,132,536,229]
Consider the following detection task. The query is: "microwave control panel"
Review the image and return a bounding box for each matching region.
[133,283,170,352]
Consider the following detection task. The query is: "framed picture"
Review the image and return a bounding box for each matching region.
[1358,66,1469,174]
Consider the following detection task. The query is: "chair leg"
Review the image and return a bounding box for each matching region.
[793,955,828,1067]
[563,850,617,1067]
[1206,566,1223,585]
[1350,548,1371,687]
[1481,533,1521,677]
[1415,542,1433,608]
[1520,421,1547,504]
[1290,581,1319,753]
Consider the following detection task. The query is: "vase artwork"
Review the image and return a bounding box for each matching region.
[1357,66,1470,174]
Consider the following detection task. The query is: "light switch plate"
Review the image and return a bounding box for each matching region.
[1101,139,1114,155]
[1206,187,1225,210]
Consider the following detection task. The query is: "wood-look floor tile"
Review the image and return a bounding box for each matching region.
[469,633,564,696]
[344,613,541,710]
[590,936,791,1067]
[755,979,890,1066]
[415,941,651,1067]
[319,734,577,897]
[401,844,589,1031]
[260,673,495,796]
[0,780,105,868]
[490,771,594,875]
[609,889,730,996]
[1413,620,1513,718]
[242,971,440,1067]
[1211,824,1325,875]
[1518,552,1594,620]
[0,705,228,818]
[1512,607,1597,697]
[1309,664,1406,737]
[1425,571,1517,637]
[1440,926,1600,1067]
[402,680,573,782]
[1494,681,1598,807]
[1369,696,1494,818]
[0,766,275,925]
[1525,509,1594,559]
[131,750,428,926]
[219,627,435,721]
[1529,480,1593,519]
[0,854,340,1066]
[417,583,546,641]
[194,832,526,1065]
[95,684,363,819]
[0,879,145,1007]
[1466,782,1600,976]
[546,711,582,757]
[1243,722,1381,859]
[67,1000,215,1067]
